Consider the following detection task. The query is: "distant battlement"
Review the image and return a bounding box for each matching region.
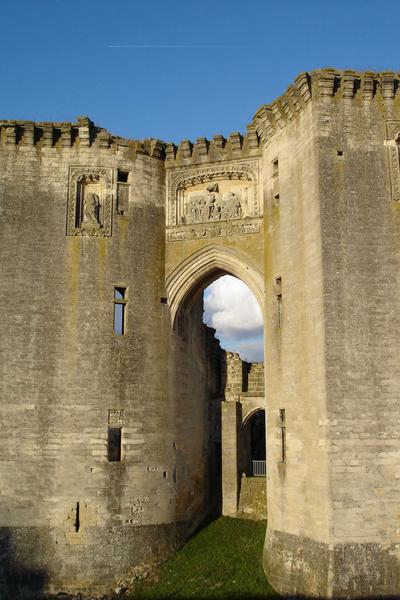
[0,115,166,159]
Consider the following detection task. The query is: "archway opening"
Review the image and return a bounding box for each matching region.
[168,260,266,527]
[242,409,266,477]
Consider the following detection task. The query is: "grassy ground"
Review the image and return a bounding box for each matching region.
[129,517,279,600]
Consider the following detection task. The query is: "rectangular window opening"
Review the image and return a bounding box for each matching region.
[117,170,129,183]
[279,409,286,463]
[108,427,122,461]
[272,158,279,177]
[114,287,127,335]
[337,150,343,156]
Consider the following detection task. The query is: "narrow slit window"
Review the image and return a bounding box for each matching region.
[272,158,280,200]
[75,501,80,532]
[113,287,127,335]
[275,277,282,328]
[108,427,122,461]
[277,294,282,328]
[279,409,286,463]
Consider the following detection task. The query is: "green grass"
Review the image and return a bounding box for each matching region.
[130,517,279,600]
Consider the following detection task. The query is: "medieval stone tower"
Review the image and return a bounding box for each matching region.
[1,68,400,598]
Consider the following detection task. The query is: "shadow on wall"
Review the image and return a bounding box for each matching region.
[134,597,400,600]
[0,528,48,599]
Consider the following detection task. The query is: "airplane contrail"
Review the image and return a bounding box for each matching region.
[109,44,256,48]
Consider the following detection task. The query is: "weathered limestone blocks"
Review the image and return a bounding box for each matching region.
[2,68,400,599]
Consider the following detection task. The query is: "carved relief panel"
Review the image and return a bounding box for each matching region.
[182,180,249,224]
[67,167,114,236]
[167,160,260,227]
[386,122,400,202]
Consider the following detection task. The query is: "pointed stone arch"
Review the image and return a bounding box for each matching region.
[166,244,265,326]
[242,405,266,427]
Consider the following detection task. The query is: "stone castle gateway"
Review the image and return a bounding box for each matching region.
[1,68,400,598]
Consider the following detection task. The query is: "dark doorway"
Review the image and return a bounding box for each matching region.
[242,409,266,477]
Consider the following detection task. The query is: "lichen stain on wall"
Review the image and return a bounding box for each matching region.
[66,237,81,369]
[97,237,107,302]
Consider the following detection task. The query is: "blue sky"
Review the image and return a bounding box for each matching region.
[2,0,399,361]
[2,0,399,143]
[203,277,264,362]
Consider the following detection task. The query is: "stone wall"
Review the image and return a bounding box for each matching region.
[2,70,400,599]
[237,476,267,520]
[246,362,264,394]
[221,353,266,518]
[168,296,225,528]
[0,120,175,596]
[316,70,400,597]
[0,116,263,595]
[260,94,332,598]
[261,69,400,598]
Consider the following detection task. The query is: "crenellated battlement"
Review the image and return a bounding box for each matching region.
[164,123,261,168]
[252,69,400,143]
[3,70,400,163]
[0,115,166,159]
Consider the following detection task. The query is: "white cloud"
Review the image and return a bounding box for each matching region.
[203,275,264,362]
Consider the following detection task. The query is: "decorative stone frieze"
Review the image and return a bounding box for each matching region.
[66,166,114,236]
[167,218,261,242]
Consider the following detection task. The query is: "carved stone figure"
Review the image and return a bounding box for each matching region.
[67,167,113,236]
[83,193,100,225]
[207,182,219,194]
[387,128,400,202]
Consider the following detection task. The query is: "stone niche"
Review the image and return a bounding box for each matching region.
[167,161,260,228]
[386,121,400,202]
[67,166,114,236]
